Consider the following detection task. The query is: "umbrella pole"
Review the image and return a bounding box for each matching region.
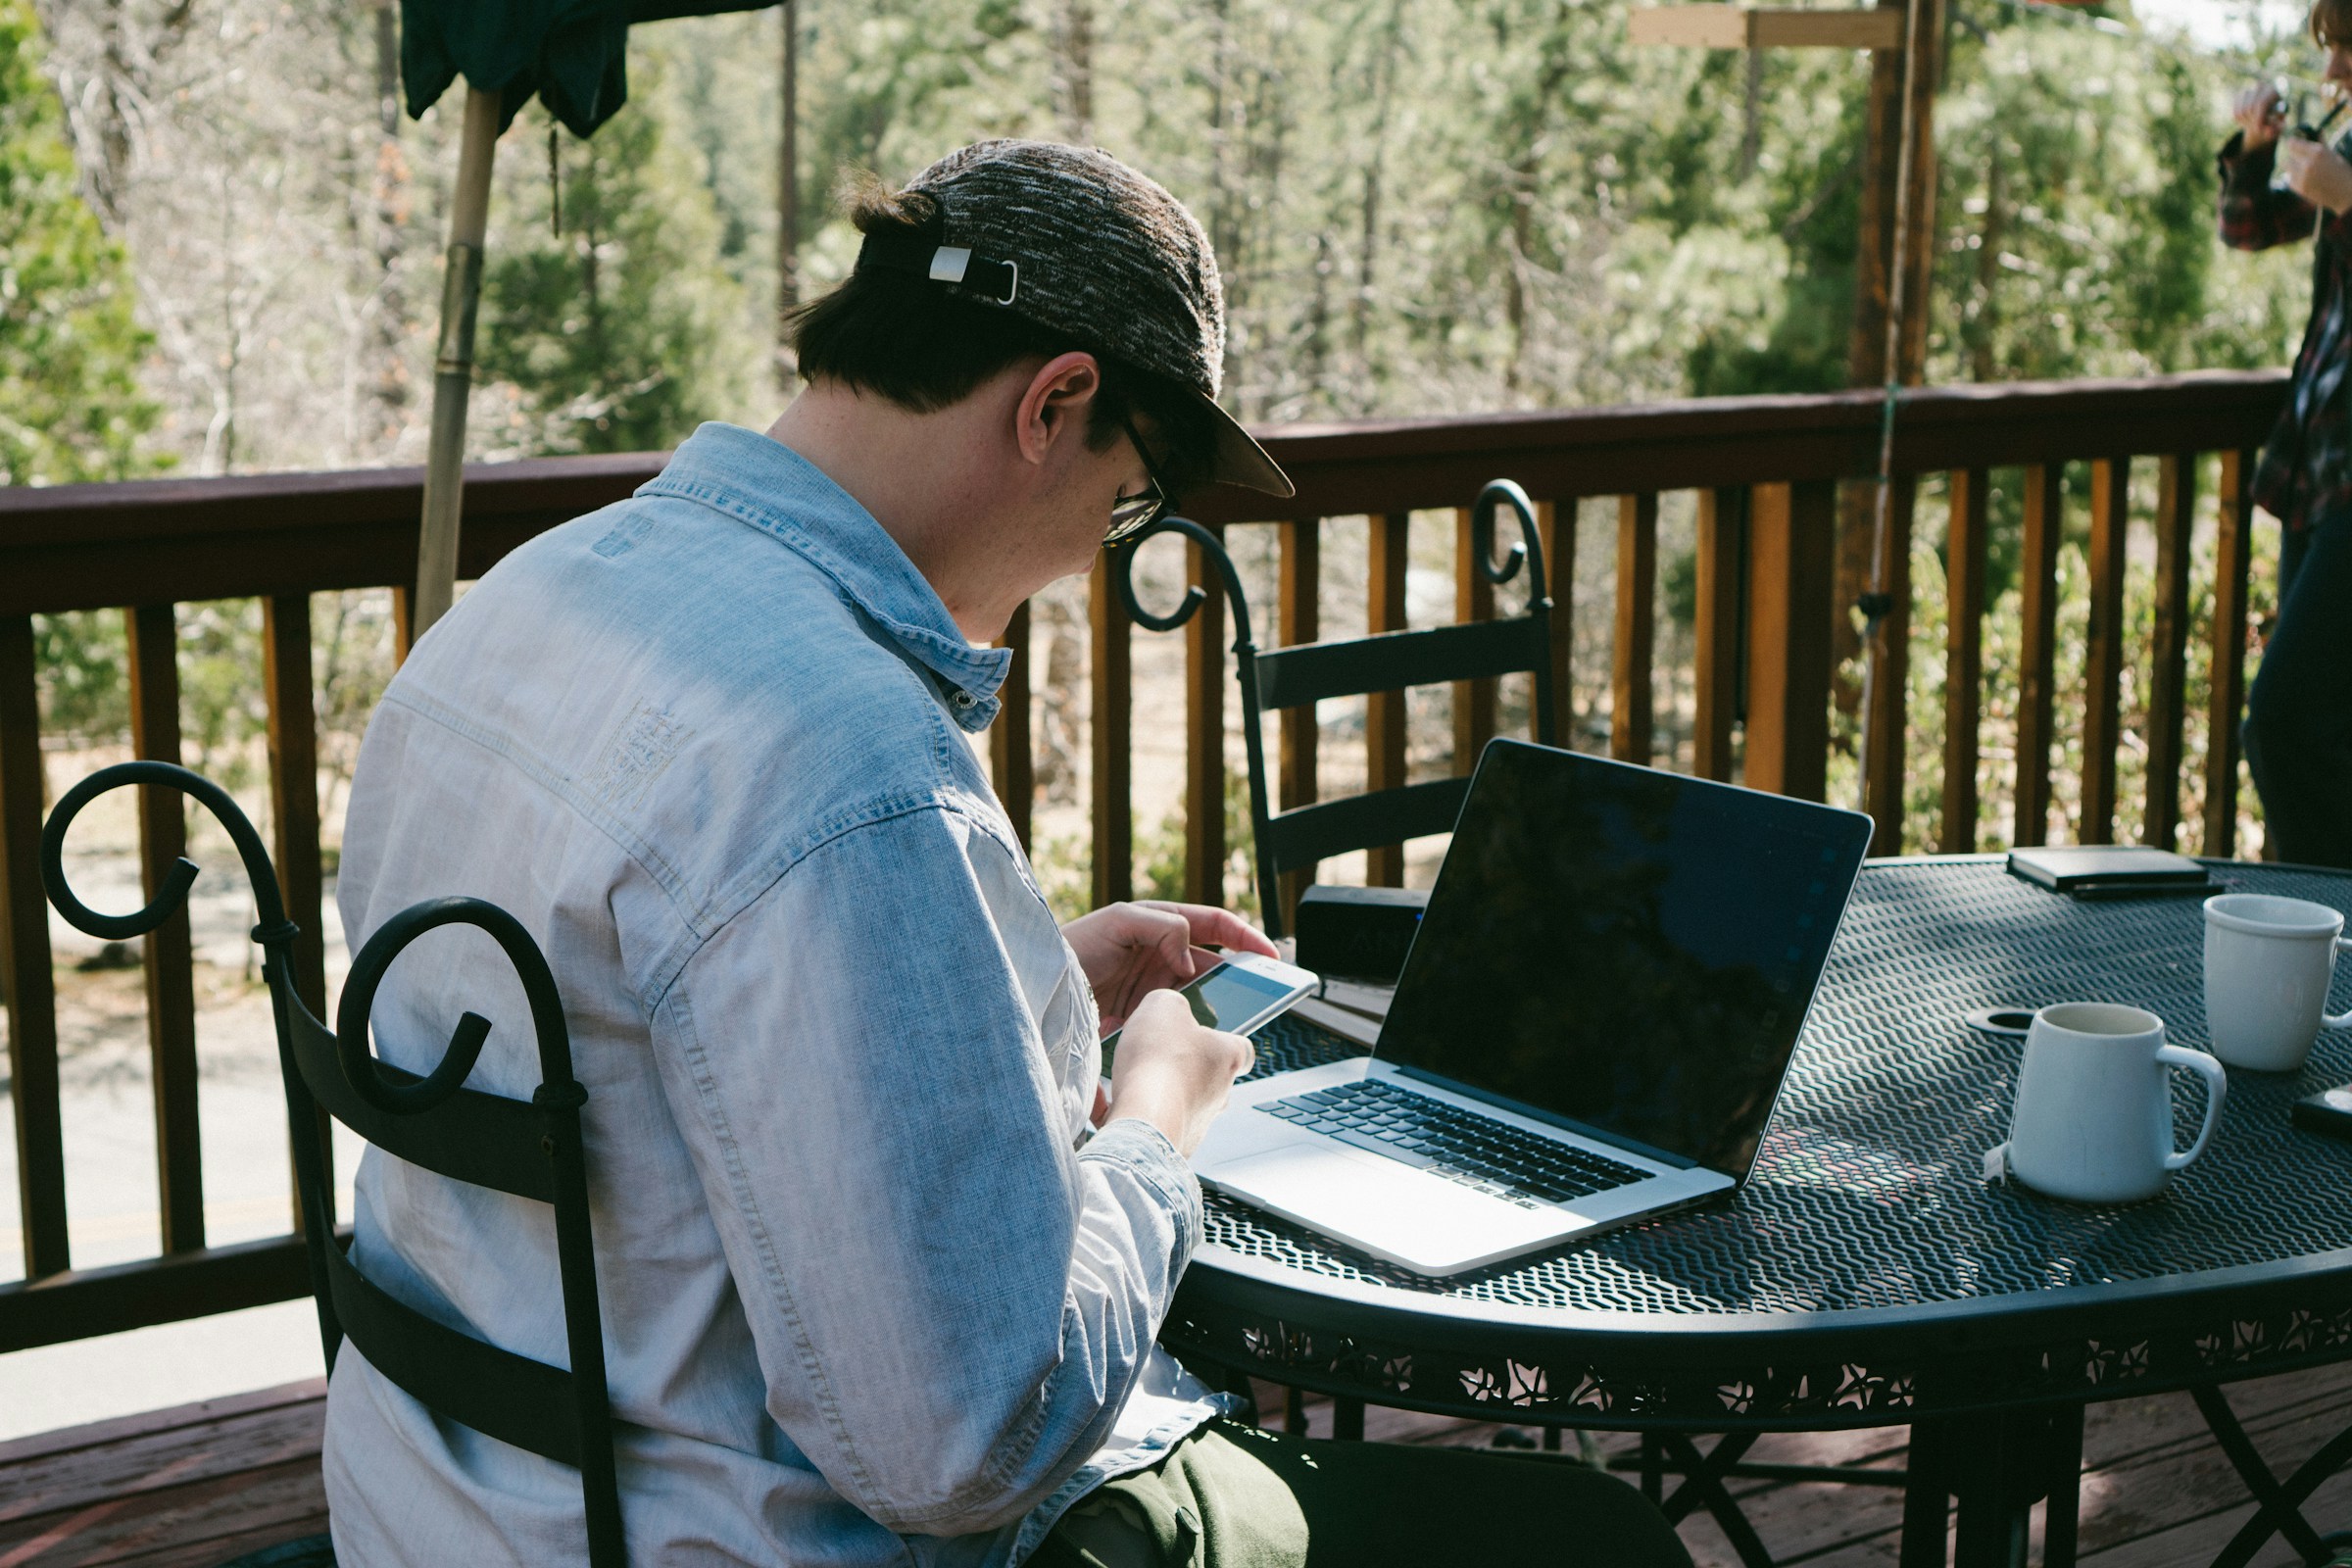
[413,83,503,641]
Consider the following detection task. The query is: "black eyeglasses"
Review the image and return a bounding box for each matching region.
[1105,416,1171,545]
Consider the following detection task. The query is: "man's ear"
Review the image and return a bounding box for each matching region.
[1015,351,1102,468]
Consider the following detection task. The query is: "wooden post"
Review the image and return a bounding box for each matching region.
[2145,455,2197,851]
[1367,514,1410,886]
[1540,499,1577,743]
[1862,475,1916,854]
[1940,469,1988,854]
[1453,509,1496,774]
[1091,554,1133,907]
[0,616,68,1279]
[2204,451,2257,858]
[413,84,502,639]
[1694,487,1745,782]
[1613,493,1659,765]
[992,602,1034,852]
[1278,519,1320,924]
[2015,465,2064,848]
[1184,525,1227,906]
[125,604,204,1254]
[2082,459,2130,845]
[1744,481,1837,800]
[262,595,331,1230]
[1837,0,1943,723]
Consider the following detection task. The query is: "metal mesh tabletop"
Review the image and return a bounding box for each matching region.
[1171,858,2352,1423]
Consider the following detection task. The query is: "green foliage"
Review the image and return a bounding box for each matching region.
[0,0,158,486]
[478,86,748,455]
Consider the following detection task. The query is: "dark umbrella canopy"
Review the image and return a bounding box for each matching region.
[402,0,777,138]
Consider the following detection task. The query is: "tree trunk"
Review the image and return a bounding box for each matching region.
[776,0,800,391]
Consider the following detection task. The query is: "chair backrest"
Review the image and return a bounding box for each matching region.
[1113,480,1556,940]
[40,762,625,1568]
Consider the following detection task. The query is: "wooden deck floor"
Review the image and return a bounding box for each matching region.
[2,1366,2345,1566]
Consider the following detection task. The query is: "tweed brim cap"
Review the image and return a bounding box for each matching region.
[861,139,1294,499]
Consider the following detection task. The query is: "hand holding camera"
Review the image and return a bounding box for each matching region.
[2236,80,2285,148]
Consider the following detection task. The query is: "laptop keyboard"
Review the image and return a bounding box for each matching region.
[1260,1079,1650,1209]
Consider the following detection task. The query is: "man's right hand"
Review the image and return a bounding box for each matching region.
[1104,987,1254,1157]
[2236,83,2284,149]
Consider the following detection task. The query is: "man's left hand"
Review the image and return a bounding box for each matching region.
[2282,136,2352,214]
[1064,900,1279,1033]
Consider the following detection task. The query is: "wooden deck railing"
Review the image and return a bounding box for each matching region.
[0,368,2289,1351]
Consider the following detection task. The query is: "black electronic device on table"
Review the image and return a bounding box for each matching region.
[2293,1084,2352,1142]
[2005,845,2216,900]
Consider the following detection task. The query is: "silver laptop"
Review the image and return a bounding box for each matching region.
[1193,740,1873,1275]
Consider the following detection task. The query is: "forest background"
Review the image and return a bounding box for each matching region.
[1,0,2329,908]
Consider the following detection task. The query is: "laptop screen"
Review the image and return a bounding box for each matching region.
[1375,741,1872,1179]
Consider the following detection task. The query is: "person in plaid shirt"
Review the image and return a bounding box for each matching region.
[2223,0,2352,867]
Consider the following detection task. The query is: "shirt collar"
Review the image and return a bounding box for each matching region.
[636,422,1013,733]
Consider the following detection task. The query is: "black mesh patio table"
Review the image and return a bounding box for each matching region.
[1160,858,2352,1568]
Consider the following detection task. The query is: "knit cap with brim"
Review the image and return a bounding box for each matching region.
[853,138,1294,500]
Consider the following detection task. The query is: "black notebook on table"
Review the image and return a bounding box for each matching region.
[2005,845,2215,898]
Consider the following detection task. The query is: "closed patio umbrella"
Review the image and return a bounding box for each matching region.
[401,1,777,639]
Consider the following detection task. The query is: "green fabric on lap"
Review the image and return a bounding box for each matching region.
[1032,1420,1691,1568]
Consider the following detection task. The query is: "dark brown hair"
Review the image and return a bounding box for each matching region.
[789,177,1217,494]
[2314,0,2352,49]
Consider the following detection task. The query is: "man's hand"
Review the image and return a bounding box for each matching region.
[2236,82,2284,150]
[1102,988,1255,1157]
[2283,136,2352,214]
[1063,900,1279,1032]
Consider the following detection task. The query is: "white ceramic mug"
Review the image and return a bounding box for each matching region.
[2204,894,2352,1072]
[1992,1003,2227,1204]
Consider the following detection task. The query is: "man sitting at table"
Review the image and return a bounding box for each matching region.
[324,138,1690,1567]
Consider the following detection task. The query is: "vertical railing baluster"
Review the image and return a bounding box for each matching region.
[2015,464,2064,848]
[1453,508,1496,773]
[1743,482,1837,801]
[126,603,204,1254]
[991,602,1034,853]
[2082,459,2131,845]
[1862,477,1917,854]
[1540,499,1577,744]
[1693,488,1744,783]
[1277,519,1319,926]
[2145,454,2198,851]
[1090,556,1133,908]
[1184,525,1228,906]
[1940,470,1989,854]
[1612,493,1658,766]
[263,594,332,1231]
[0,615,69,1279]
[1366,514,1410,887]
[2204,450,2258,858]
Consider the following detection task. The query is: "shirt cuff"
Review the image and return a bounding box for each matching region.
[1081,1116,1204,1267]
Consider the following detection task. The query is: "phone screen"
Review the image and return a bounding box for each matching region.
[1102,961,1299,1073]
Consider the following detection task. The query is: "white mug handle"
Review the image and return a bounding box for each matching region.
[2326,936,2352,1030]
[2157,1045,2228,1172]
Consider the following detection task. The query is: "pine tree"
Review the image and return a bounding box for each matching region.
[477,88,750,456]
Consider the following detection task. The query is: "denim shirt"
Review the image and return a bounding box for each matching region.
[322,422,1230,1567]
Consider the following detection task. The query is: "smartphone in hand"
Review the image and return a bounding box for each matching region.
[1100,952,1318,1076]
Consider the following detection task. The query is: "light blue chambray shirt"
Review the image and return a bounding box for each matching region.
[322,422,1230,1567]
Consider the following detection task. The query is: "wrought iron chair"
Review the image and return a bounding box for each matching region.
[1113,479,1557,938]
[41,762,626,1568]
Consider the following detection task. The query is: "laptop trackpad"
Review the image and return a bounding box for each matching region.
[1208,1141,1571,1274]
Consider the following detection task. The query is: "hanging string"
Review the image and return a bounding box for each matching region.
[550,122,563,237]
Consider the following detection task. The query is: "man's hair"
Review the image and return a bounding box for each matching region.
[790,179,1220,496]
[2314,0,2352,48]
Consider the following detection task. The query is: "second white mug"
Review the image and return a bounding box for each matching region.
[2203,893,2352,1072]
